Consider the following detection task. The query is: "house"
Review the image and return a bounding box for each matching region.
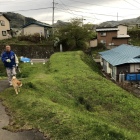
[96,25,130,48]
[99,44,140,81]
[0,14,11,40]
[22,21,52,38]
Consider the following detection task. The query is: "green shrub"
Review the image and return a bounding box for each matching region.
[97,43,106,49]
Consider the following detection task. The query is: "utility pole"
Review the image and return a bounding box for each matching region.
[82,16,86,27]
[52,0,54,26]
[52,0,55,36]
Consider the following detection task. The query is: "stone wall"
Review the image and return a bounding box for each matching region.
[0,44,54,58]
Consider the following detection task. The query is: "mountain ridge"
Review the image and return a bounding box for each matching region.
[98,16,140,27]
[1,12,140,28]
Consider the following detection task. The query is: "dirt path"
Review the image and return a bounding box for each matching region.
[0,80,47,140]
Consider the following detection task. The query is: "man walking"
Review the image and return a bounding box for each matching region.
[1,45,19,86]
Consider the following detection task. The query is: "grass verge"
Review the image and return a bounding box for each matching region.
[0,51,140,140]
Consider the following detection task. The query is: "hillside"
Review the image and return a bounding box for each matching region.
[0,51,140,140]
[98,16,140,27]
[0,12,37,28]
[53,20,70,27]
[1,12,140,28]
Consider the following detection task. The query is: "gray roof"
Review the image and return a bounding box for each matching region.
[22,21,52,28]
[96,28,118,31]
[99,44,140,66]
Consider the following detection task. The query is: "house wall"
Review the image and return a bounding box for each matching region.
[112,66,117,81]
[116,64,140,81]
[101,60,130,81]
[106,62,111,73]
[117,64,130,74]
[102,60,117,80]
[90,39,97,47]
[112,38,128,46]
[102,59,107,72]
[97,31,117,47]
[102,63,140,81]
[0,15,10,40]
[102,58,111,74]
[100,57,103,66]
[117,25,127,35]
[23,24,45,36]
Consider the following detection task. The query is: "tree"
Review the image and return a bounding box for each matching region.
[55,18,94,51]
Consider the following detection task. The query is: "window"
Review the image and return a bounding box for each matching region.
[130,64,140,72]
[0,20,5,26]
[2,31,7,36]
[100,32,106,36]
[100,40,106,44]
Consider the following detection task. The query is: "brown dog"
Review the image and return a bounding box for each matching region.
[11,76,22,94]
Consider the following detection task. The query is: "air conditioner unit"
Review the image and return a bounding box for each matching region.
[112,43,114,45]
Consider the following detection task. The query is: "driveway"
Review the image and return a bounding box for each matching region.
[0,80,47,140]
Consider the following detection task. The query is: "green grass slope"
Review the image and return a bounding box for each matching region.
[0,51,140,140]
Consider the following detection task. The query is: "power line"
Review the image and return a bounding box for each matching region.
[133,0,140,5]
[56,8,82,18]
[57,0,76,17]
[0,0,44,5]
[56,4,123,18]
[56,4,136,19]
[55,8,102,21]
[6,7,52,12]
[123,0,139,9]
[66,0,140,10]
[57,1,98,20]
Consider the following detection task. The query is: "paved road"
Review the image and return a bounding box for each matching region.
[0,80,47,140]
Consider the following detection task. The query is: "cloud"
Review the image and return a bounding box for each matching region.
[0,0,140,24]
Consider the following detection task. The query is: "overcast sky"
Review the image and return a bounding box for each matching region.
[0,0,140,25]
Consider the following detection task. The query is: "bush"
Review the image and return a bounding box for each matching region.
[18,33,45,43]
[128,30,140,39]
[97,43,106,50]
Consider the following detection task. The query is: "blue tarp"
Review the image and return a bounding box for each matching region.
[20,57,31,63]
[126,74,136,81]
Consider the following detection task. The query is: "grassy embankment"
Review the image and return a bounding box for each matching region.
[0,51,140,140]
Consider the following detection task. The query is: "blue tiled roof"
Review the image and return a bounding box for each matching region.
[99,44,140,66]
